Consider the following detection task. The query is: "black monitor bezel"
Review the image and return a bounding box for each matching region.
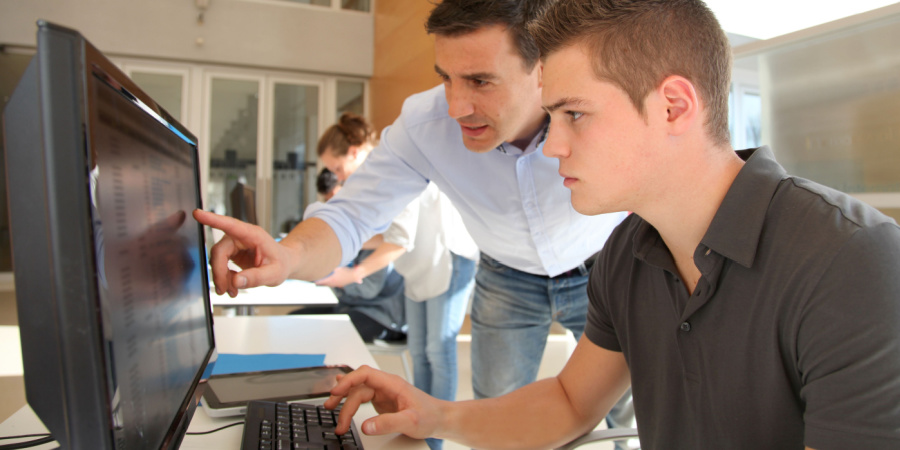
[3,20,216,449]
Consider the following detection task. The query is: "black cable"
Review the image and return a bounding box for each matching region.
[185,421,244,436]
[0,435,50,441]
[0,435,56,450]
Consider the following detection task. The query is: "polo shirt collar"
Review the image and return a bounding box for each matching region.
[700,146,787,269]
[630,146,787,272]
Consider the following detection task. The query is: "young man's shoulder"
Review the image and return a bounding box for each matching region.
[786,176,897,230]
[773,175,899,245]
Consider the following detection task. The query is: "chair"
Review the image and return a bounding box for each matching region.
[365,338,413,382]
[554,428,640,450]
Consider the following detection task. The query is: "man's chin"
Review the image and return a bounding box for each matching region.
[461,137,501,153]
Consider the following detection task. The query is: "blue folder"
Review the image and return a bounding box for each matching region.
[208,353,327,376]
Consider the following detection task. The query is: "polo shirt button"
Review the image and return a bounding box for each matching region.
[680,322,692,332]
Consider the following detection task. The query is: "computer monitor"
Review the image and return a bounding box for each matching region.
[2,21,216,449]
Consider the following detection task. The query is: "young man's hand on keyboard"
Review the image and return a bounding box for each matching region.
[325,365,447,440]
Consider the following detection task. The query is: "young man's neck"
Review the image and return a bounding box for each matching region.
[643,145,745,294]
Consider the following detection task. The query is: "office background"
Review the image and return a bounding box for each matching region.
[2,0,900,426]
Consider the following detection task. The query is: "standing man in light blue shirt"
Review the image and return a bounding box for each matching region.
[195,0,632,443]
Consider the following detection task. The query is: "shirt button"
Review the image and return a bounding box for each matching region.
[680,322,692,332]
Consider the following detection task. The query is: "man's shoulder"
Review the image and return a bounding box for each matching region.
[397,85,453,130]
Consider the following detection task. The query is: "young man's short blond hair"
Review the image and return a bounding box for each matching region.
[531,0,732,146]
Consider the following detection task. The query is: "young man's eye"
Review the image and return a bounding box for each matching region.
[472,79,488,87]
[567,111,584,121]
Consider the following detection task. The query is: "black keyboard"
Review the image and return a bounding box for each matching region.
[240,400,365,450]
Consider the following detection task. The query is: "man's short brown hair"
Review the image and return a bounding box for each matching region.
[531,0,732,145]
[426,0,556,71]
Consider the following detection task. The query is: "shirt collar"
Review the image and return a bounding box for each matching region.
[700,146,787,268]
[497,115,550,156]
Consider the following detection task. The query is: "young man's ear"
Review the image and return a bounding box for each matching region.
[659,76,698,136]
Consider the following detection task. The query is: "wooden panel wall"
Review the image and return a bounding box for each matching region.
[370,1,439,133]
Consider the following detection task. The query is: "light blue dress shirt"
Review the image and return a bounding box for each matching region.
[304,85,627,277]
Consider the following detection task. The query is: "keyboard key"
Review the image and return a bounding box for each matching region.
[240,401,364,450]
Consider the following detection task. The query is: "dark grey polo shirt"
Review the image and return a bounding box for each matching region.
[585,146,900,449]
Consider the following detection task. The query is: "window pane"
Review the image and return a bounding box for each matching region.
[741,91,761,148]
[733,12,900,195]
[342,0,370,12]
[336,80,364,119]
[208,79,259,228]
[130,72,183,122]
[272,84,319,237]
[0,52,34,273]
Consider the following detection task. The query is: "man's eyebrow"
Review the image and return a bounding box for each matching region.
[543,97,588,114]
[433,65,497,82]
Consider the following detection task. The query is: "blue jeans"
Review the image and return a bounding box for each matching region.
[406,253,477,450]
[471,254,635,449]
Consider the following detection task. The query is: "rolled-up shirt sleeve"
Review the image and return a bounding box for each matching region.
[303,120,429,267]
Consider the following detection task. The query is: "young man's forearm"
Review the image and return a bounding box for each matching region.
[436,378,601,450]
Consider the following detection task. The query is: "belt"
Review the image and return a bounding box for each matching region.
[546,254,596,279]
[480,253,597,280]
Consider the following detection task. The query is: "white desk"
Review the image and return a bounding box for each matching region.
[211,279,338,315]
[0,315,425,450]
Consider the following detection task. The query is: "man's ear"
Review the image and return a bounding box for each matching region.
[537,63,543,89]
[659,76,698,136]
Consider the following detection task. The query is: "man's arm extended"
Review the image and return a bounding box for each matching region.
[327,335,631,450]
[194,210,342,296]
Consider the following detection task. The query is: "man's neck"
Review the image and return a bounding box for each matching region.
[505,113,549,152]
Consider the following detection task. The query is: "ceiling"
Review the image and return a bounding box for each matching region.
[704,0,900,40]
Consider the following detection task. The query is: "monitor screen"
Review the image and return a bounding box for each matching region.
[3,21,215,449]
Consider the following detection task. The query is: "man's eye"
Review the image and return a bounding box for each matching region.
[567,111,583,121]
[472,79,488,87]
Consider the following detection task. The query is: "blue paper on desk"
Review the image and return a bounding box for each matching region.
[211,353,327,375]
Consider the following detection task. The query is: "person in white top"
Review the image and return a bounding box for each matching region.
[316,113,478,450]
[390,183,478,450]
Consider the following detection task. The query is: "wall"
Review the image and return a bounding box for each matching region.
[733,2,900,222]
[0,0,373,77]
[369,0,436,132]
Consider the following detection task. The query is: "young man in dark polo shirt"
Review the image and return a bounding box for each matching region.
[324,0,900,448]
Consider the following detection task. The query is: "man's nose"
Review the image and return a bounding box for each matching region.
[445,85,475,119]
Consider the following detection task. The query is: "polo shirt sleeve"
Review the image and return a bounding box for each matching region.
[584,222,632,353]
[799,221,900,449]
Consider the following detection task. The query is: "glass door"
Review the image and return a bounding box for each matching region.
[269,82,321,238]
[127,69,187,123]
[206,77,262,229]
[204,74,323,239]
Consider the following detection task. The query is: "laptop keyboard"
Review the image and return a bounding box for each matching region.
[240,400,364,450]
